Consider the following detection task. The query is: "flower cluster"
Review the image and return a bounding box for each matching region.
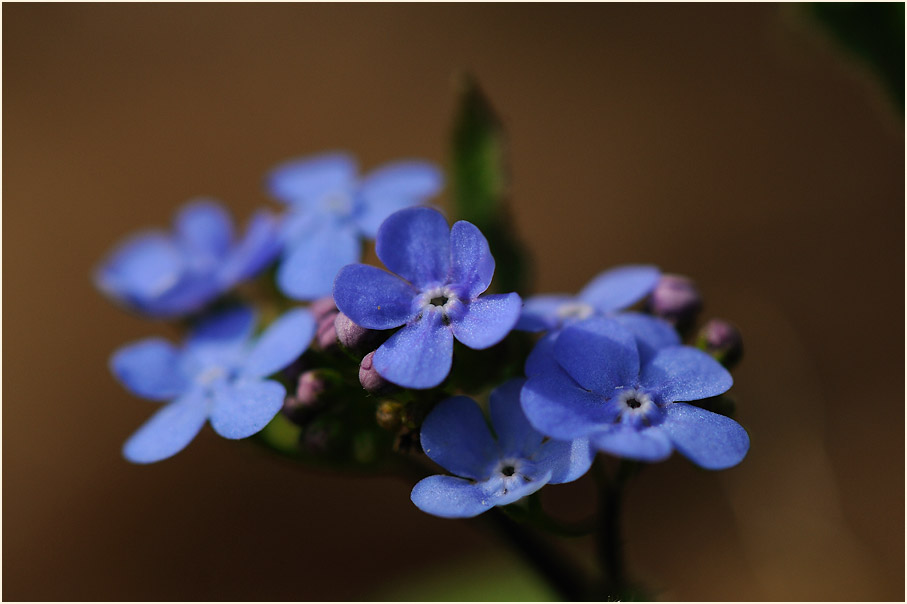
[98,149,749,522]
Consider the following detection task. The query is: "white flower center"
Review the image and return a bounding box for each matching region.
[322,192,353,216]
[614,389,657,426]
[419,286,459,314]
[556,301,594,321]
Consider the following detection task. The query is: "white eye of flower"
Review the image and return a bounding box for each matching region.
[322,192,353,216]
[420,286,459,313]
[556,301,594,321]
[616,389,655,415]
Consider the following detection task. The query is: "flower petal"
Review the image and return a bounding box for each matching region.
[485,471,553,507]
[612,312,681,365]
[209,379,286,439]
[554,317,639,395]
[267,152,357,206]
[420,395,498,479]
[332,264,418,329]
[534,438,595,484]
[111,339,188,401]
[95,232,183,303]
[590,425,674,462]
[525,330,560,376]
[241,308,315,379]
[521,365,618,440]
[187,306,257,348]
[489,378,543,457]
[375,207,450,289]
[219,210,282,284]
[411,475,496,519]
[175,199,234,260]
[449,220,495,299]
[660,403,750,469]
[578,265,660,313]
[373,312,453,389]
[355,161,443,238]
[640,346,733,402]
[516,294,574,332]
[277,221,362,301]
[450,293,521,350]
[122,390,208,463]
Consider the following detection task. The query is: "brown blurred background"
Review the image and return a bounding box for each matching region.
[4,3,903,601]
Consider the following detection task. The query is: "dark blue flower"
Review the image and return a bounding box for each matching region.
[516,266,677,375]
[95,199,281,318]
[111,306,315,463]
[521,317,749,470]
[267,152,443,300]
[411,379,594,518]
[333,207,522,389]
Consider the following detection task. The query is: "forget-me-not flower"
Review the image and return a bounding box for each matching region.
[411,379,594,518]
[333,207,522,389]
[95,199,282,318]
[516,265,676,374]
[267,152,443,300]
[112,306,315,463]
[521,317,749,469]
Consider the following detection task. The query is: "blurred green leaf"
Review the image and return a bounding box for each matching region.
[450,74,531,294]
[371,553,558,601]
[808,2,905,112]
[451,74,508,228]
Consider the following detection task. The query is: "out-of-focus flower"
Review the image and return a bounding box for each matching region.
[333,207,521,389]
[411,379,594,518]
[95,199,281,318]
[521,317,749,470]
[696,318,743,369]
[112,306,315,463]
[517,265,677,375]
[267,152,443,300]
[646,273,702,330]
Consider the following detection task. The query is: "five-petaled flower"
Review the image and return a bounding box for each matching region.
[521,317,749,469]
[333,207,522,389]
[411,379,594,518]
[267,152,444,300]
[95,199,282,318]
[516,265,678,375]
[112,306,315,463]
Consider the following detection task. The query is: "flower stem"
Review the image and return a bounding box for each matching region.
[594,460,639,599]
[484,508,588,601]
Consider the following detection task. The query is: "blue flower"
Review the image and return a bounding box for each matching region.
[411,379,594,518]
[95,199,281,318]
[267,152,443,300]
[521,317,749,470]
[112,306,315,463]
[333,207,522,389]
[516,265,677,375]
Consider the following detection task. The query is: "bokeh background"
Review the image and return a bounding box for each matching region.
[4,3,903,601]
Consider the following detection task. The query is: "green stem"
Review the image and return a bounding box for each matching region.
[594,460,638,598]
[484,508,588,601]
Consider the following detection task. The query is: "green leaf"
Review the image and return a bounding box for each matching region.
[449,74,531,294]
[807,2,905,113]
[370,552,558,601]
[450,74,508,228]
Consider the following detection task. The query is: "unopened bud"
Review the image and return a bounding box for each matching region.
[335,312,386,354]
[376,400,405,431]
[309,296,338,321]
[647,274,702,330]
[282,369,338,423]
[359,350,395,395]
[316,310,339,351]
[696,319,743,369]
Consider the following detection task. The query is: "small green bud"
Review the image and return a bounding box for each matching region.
[696,318,743,369]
